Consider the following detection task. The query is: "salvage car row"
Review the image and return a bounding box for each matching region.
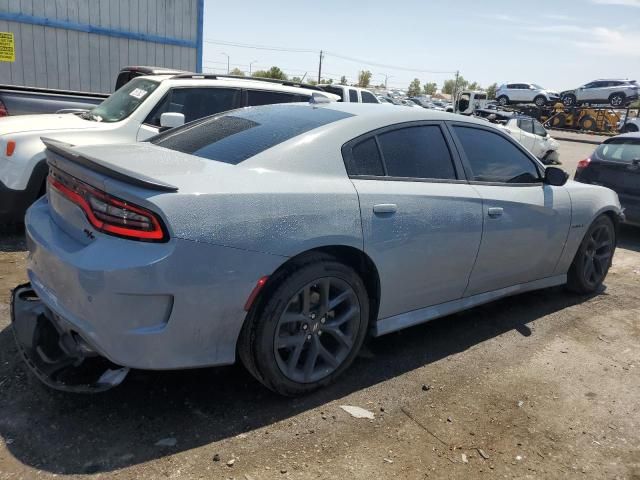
[2,68,637,396]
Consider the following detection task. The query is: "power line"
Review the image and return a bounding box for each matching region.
[204,39,316,53]
[204,38,457,76]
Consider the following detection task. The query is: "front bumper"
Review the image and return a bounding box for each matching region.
[11,283,129,392]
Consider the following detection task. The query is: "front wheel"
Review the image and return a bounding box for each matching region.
[562,94,576,107]
[497,95,509,106]
[609,93,625,107]
[534,95,546,107]
[238,255,369,396]
[567,215,616,294]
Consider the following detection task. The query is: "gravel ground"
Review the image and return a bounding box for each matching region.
[0,141,638,479]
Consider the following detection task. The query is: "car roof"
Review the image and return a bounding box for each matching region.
[606,132,640,141]
[140,75,340,98]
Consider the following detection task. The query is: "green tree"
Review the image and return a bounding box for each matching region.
[229,67,244,76]
[407,78,421,97]
[339,75,348,85]
[442,76,468,95]
[378,82,386,89]
[423,82,437,95]
[358,70,372,88]
[321,78,333,84]
[468,81,481,91]
[486,82,498,100]
[252,66,288,80]
[291,76,302,83]
[307,79,318,86]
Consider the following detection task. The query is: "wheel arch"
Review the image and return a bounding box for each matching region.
[246,245,381,332]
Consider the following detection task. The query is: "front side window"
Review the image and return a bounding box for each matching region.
[533,120,547,137]
[145,87,241,126]
[361,91,378,103]
[453,126,541,183]
[84,78,159,123]
[518,118,533,133]
[377,126,457,179]
[349,89,358,102]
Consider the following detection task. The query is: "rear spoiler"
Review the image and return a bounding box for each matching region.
[41,137,178,193]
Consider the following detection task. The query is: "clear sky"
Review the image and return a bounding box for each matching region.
[202,0,640,92]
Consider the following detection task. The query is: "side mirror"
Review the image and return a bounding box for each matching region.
[544,166,569,186]
[160,112,185,131]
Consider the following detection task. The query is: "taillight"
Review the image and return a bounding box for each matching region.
[47,169,167,242]
[577,158,591,170]
[0,100,8,117]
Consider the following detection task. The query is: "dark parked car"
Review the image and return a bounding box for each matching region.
[575,133,640,226]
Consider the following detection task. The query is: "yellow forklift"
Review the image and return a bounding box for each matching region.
[542,103,622,133]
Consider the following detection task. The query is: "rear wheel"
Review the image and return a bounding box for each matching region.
[567,215,616,294]
[497,95,509,106]
[609,93,625,107]
[534,95,546,107]
[238,255,369,396]
[551,113,567,129]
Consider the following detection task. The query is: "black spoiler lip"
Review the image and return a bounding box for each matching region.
[41,137,179,193]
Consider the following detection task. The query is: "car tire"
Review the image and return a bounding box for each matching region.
[579,115,598,131]
[534,95,546,107]
[238,253,370,396]
[497,95,509,106]
[621,123,639,133]
[609,92,625,107]
[567,215,616,294]
[562,94,576,107]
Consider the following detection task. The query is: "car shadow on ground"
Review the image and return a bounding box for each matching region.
[618,225,640,253]
[0,233,27,253]
[0,283,601,475]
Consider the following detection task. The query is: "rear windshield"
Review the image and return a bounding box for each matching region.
[151,104,353,164]
[595,138,640,163]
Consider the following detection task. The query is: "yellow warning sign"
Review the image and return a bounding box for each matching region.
[0,32,15,62]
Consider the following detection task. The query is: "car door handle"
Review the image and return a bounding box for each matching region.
[373,203,398,214]
[488,207,504,218]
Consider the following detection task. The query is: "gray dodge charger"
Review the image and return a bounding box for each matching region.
[12,102,623,395]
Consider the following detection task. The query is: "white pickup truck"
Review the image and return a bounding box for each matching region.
[0,74,337,225]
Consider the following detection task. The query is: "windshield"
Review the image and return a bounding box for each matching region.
[595,139,640,163]
[532,84,544,89]
[83,78,159,123]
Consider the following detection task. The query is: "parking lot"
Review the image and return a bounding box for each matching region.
[0,139,638,480]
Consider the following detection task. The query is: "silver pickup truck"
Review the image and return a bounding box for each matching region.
[0,66,186,117]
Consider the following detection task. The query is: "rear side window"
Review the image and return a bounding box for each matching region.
[378,126,456,179]
[145,87,241,126]
[319,85,345,101]
[361,91,378,103]
[348,138,385,176]
[349,89,358,102]
[246,90,309,106]
[453,126,541,183]
[151,104,354,165]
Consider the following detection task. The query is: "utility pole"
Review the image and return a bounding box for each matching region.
[317,50,324,84]
[249,60,257,75]
[453,70,460,101]
[221,52,230,74]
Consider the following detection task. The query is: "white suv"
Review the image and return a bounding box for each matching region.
[0,75,337,225]
[561,79,639,107]
[317,85,380,103]
[496,83,561,107]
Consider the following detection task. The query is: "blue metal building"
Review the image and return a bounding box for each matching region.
[0,0,203,93]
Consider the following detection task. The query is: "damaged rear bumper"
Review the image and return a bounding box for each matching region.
[10,283,129,393]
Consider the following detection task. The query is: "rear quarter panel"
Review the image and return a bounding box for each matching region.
[553,181,622,275]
